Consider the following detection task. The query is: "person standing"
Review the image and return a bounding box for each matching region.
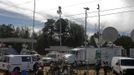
[33,62,39,75]
[95,60,101,75]
[10,68,18,75]
[103,61,108,75]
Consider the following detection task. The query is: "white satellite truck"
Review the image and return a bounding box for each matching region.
[69,47,97,64]
[0,55,38,72]
[111,57,134,75]
[69,46,122,65]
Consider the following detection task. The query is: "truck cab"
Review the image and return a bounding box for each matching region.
[111,57,134,75]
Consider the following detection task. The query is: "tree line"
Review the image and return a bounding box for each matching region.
[0,19,85,54]
[0,19,134,54]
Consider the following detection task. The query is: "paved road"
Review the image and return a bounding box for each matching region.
[0,68,115,75]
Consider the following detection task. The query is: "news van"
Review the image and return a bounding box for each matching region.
[0,55,38,72]
[111,57,134,75]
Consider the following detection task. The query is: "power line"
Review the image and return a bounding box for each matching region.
[0,0,52,20]
[0,1,48,23]
[1,0,134,18]
[64,5,134,17]
[89,10,134,18]
[1,0,134,25]
[2,0,134,20]
[0,0,98,17]
[64,10,134,23]
[61,5,134,25]
[100,5,134,12]
[0,0,31,11]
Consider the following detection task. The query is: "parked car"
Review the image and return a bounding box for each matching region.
[0,55,38,72]
[111,57,134,75]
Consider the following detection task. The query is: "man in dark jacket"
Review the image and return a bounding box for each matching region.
[95,60,101,75]
[103,61,108,75]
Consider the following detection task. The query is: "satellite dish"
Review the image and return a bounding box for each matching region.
[131,29,134,41]
[102,27,118,42]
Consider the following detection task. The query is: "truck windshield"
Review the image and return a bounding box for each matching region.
[121,59,134,66]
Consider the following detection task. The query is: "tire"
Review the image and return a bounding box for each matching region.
[14,67,20,72]
[113,70,116,74]
[120,72,123,75]
[120,71,125,75]
[112,68,117,75]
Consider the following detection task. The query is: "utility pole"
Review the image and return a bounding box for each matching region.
[84,7,89,47]
[32,0,36,50]
[97,4,100,47]
[57,6,62,47]
[95,4,101,75]
[57,6,62,61]
[96,4,101,61]
[97,4,101,60]
[84,7,89,75]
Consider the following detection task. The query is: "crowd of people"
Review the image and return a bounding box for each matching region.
[3,57,110,75]
[47,61,75,75]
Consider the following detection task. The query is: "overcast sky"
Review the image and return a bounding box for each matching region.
[0,0,134,35]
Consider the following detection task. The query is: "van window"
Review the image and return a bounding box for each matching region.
[121,59,134,66]
[22,56,31,62]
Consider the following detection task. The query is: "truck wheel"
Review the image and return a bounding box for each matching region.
[120,73,122,75]
[112,69,117,74]
[113,70,116,74]
[120,71,125,75]
[14,67,20,72]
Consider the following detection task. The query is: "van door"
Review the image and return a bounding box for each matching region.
[21,56,31,71]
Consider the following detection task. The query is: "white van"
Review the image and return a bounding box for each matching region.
[111,57,134,75]
[0,55,38,72]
